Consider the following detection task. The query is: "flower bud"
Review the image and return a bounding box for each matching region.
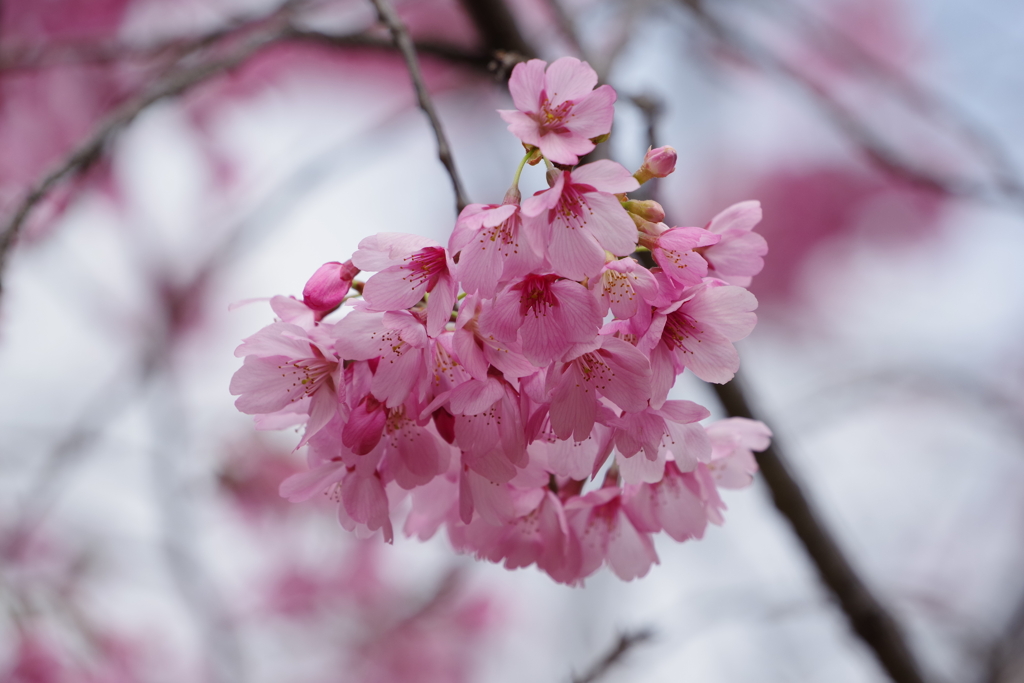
[622,199,666,223]
[302,260,359,313]
[634,146,677,184]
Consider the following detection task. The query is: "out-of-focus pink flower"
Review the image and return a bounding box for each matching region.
[705,417,771,488]
[700,201,767,287]
[499,57,616,165]
[565,486,659,581]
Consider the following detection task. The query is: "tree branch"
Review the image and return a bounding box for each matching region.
[457,0,536,59]
[571,629,654,683]
[0,22,294,301]
[368,0,470,213]
[712,374,929,683]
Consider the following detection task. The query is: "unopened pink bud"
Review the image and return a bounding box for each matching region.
[302,260,359,312]
[622,199,666,223]
[635,146,677,184]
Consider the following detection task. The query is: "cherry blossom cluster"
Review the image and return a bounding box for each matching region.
[230,57,771,584]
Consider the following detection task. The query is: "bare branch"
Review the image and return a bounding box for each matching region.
[572,629,654,683]
[287,28,489,69]
[712,374,930,683]
[366,0,470,212]
[368,0,470,213]
[982,585,1024,683]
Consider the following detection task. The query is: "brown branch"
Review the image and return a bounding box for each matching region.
[571,629,654,683]
[287,28,489,69]
[712,374,929,683]
[983,586,1024,683]
[457,0,536,59]
[368,0,470,213]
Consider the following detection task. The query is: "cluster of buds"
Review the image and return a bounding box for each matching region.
[231,57,771,584]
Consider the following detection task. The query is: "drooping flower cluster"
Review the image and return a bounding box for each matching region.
[230,57,771,584]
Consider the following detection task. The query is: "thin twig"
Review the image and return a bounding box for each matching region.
[368,0,470,213]
[571,629,654,683]
[712,373,929,683]
[0,23,293,301]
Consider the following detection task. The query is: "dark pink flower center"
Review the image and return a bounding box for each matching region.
[277,353,337,402]
[534,92,574,134]
[662,309,703,355]
[514,274,560,318]
[403,246,448,291]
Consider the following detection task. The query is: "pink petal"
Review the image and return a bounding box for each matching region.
[562,85,616,138]
[570,160,639,194]
[362,266,429,313]
[544,57,598,106]
[508,59,547,112]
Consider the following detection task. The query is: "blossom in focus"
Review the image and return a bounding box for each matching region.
[499,57,616,165]
[231,57,772,584]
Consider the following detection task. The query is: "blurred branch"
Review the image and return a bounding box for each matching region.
[457,0,536,59]
[0,6,497,302]
[679,0,1024,210]
[544,0,588,62]
[571,629,654,683]
[768,0,1024,203]
[288,29,489,69]
[0,21,294,302]
[368,0,470,213]
[148,371,245,683]
[984,589,1024,683]
[712,374,929,683]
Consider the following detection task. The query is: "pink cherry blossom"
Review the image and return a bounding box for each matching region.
[590,257,660,320]
[547,335,652,442]
[479,274,602,367]
[634,145,678,183]
[626,460,710,541]
[565,487,659,581]
[449,202,542,298]
[700,200,769,287]
[230,310,342,448]
[611,399,711,468]
[354,233,457,337]
[641,280,758,393]
[498,57,616,165]
[642,224,721,287]
[705,417,771,488]
[521,161,640,280]
[335,310,430,409]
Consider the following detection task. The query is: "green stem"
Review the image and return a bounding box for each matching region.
[511,149,534,190]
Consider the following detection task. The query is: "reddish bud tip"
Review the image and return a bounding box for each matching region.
[302,260,359,312]
[635,146,677,184]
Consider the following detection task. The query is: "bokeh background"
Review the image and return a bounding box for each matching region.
[2,0,1023,681]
